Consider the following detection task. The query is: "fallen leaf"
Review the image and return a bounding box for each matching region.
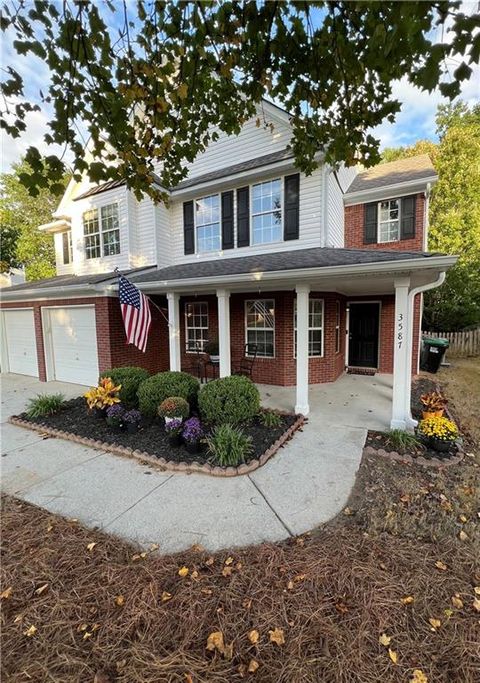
[444,608,453,617]
[242,598,252,610]
[388,648,398,664]
[201,588,212,595]
[178,566,189,578]
[184,674,193,683]
[150,543,159,551]
[191,543,205,552]
[411,670,428,683]
[191,570,199,580]
[429,617,441,630]
[474,586,480,595]
[295,537,305,546]
[223,642,234,660]
[287,580,294,590]
[86,542,97,552]
[24,625,37,637]
[206,631,224,652]
[451,594,463,609]
[248,659,259,673]
[114,595,125,607]
[400,494,410,503]
[222,566,233,577]
[472,597,480,612]
[435,560,447,571]
[205,557,215,566]
[35,583,48,596]
[379,633,392,647]
[459,514,468,523]
[14,615,23,623]
[269,627,285,646]
[236,562,243,570]
[335,601,349,614]
[248,629,259,644]
[224,556,234,566]
[161,591,172,602]
[78,623,88,632]
[83,631,93,640]
[46,523,53,532]
[343,506,354,515]
[401,596,414,605]
[0,587,13,599]
[294,574,306,582]
[459,530,469,541]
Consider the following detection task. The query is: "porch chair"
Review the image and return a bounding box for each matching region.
[233,343,258,379]
[185,341,206,383]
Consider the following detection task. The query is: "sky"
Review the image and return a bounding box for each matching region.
[1,1,479,172]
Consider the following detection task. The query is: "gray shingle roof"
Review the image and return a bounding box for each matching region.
[346,155,436,194]
[2,267,154,293]
[130,246,437,285]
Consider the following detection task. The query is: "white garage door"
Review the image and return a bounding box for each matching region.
[47,306,99,386]
[2,309,39,376]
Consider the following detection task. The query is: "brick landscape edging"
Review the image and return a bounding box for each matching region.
[8,413,305,477]
[363,442,464,468]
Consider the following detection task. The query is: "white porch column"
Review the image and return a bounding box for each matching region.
[295,284,310,415]
[166,292,181,371]
[217,288,231,378]
[391,277,411,430]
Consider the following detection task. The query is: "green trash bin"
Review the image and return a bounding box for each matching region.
[420,337,449,373]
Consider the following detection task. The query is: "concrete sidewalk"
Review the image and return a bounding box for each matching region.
[1,373,366,553]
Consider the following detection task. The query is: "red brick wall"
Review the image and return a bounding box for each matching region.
[344,193,425,251]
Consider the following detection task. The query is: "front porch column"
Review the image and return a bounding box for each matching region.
[295,284,310,415]
[391,277,411,429]
[166,291,181,371]
[216,288,231,377]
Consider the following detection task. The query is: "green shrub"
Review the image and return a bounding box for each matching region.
[137,371,199,418]
[385,429,423,453]
[100,366,149,408]
[198,376,260,426]
[158,396,190,419]
[206,424,253,466]
[259,409,283,429]
[26,393,65,418]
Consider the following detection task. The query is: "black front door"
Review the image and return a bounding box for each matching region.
[348,303,380,368]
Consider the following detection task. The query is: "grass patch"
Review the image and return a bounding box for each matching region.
[25,393,65,418]
[206,424,253,466]
[384,428,424,453]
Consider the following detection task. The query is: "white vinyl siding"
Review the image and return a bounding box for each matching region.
[327,163,358,248]
[294,299,324,357]
[185,302,209,352]
[245,299,275,358]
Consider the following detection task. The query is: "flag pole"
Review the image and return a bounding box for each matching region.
[115,268,172,327]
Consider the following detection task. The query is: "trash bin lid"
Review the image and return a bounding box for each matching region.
[423,337,450,348]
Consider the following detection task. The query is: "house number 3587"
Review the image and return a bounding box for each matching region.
[397,313,404,349]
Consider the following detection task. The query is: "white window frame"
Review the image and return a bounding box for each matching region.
[293,298,324,358]
[194,193,221,254]
[62,231,73,265]
[245,299,275,358]
[335,300,341,354]
[83,203,120,259]
[250,177,283,246]
[184,301,209,353]
[377,198,401,243]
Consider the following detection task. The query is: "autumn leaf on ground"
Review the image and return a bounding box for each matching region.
[411,670,428,683]
[242,598,252,610]
[191,543,205,552]
[401,596,414,605]
[178,566,189,578]
[0,587,13,599]
[161,591,172,602]
[184,674,193,683]
[248,629,259,644]
[435,560,447,571]
[287,580,294,590]
[205,557,214,566]
[459,514,468,523]
[388,648,398,664]
[429,617,441,630]
[206,631,225,653]
[24,625,37,637]
[132,552,147,561]
[224,556,234,566]
[86,542,97,552]
[35,583,48,596]
[150,543,159,551]
[472,597,480,612]
[114,595,125,607]
[269,628,285,646]
[379,633,392,647]
[222,566,233,577]
[46,522,53,532]
[451,594,463,609]
[191,570,199,580]
[474,586,480,595]
[459,530,469,541]
[343,506,354,515]
[248,659,259,673]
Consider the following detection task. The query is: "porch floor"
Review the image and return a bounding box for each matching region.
[259,372,393,431]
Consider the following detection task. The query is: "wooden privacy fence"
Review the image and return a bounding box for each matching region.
[422,329,480,357]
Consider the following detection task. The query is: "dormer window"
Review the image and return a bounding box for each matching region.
[378,199,400,242]
[195,194,221,253]
[251,178,282,245]
[83,203,120,259]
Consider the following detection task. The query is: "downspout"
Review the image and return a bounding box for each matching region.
[404,271,446,429]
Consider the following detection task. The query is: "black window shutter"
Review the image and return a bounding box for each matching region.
[237,186,250,247]
[183,201,195,254]
[221,191,234,250]
[364,202,378,244]
[284,173,300,240]
[400,195,416,240]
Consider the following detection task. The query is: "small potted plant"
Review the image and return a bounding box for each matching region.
[420,391,447,419]
[84,377,122,418]
[182,417,204,454]
[165,418,183,447]
[123,409,141,434]
[106,404,125,430]
[417,415,458,453]
[205,339,220,363]
[158,396,190,425]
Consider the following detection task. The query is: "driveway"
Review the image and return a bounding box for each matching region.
[1,373,366,553]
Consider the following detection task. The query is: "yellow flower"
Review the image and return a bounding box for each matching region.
[419,416,458,441]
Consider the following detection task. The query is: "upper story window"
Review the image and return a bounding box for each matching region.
[83,203,120,259]
[245,299,275,357]
[185,302,208,352]
[62,231,72,265]
[293,298,324,357]
[196,195,220,253]
[251,178,282,245]
[378,199,400,242]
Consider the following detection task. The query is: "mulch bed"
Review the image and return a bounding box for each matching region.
[14,397,297,467]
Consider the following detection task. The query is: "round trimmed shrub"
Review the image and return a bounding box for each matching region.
[137,371,199,418]
[198,375,260,426]
[100,366,150,408]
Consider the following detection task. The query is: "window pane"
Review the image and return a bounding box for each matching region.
[85,234,101,259]
[103,229,120,256]
[294,299,323,357]
[197,223,221,253]
[185,302,208,351]
[251,179,282,245]
[245,300,275,357]
[101,204,119,232]
[83,209,99,235]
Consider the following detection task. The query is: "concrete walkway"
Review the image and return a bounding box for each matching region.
[0,373,374,553]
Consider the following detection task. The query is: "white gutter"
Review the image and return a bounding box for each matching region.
[111,254,457,293]
[344,175,438,206]
[0,283,114,301]
[404,270,447,429]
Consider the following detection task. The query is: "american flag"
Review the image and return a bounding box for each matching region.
[118,274,152,353]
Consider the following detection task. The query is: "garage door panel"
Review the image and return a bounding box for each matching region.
[48,306,99,386]
[3,309,38,376]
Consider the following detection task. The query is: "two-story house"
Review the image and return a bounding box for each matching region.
[0,100,456,429]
